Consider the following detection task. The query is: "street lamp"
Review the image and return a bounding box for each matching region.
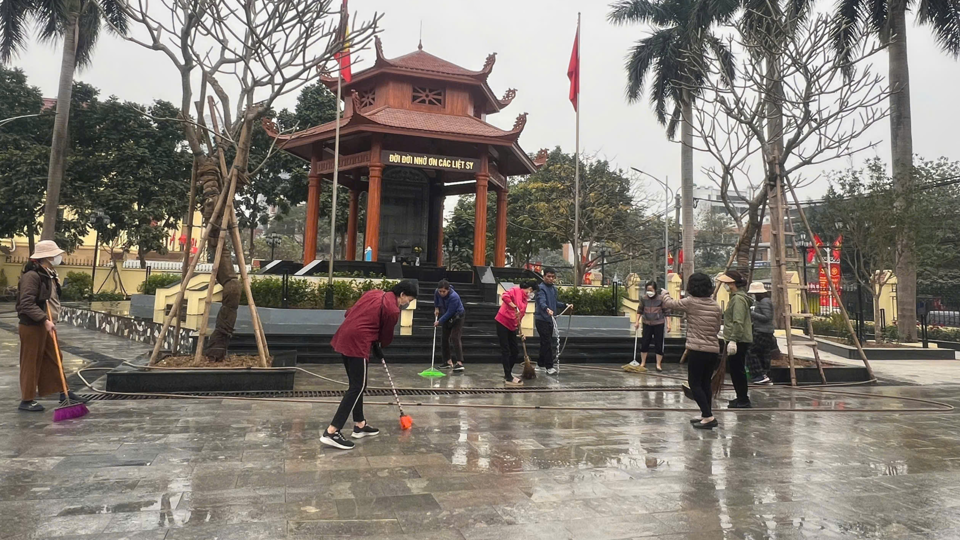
[630,168,672,287]
[598,242,613,287]
[265,233,282,261]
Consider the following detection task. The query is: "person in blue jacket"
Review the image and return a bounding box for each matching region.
[535,268,573,375]
[434,280,466,371]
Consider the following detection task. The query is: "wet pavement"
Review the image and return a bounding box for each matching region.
[1,310,960,539]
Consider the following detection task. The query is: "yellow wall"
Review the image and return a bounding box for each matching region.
[1,259,180,296]
[876,271,897,325]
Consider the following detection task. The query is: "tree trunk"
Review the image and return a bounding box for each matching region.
[249,226,256,260]
[680,97,695,286]
[765,55,786,328]
[28,230,35,256]
[889,0,917,341]
[40,11,80,240]
[139,251,147,269]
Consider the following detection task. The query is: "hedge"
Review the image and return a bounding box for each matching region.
[240,277,398,309]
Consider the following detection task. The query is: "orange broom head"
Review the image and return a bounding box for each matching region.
[399,415,413,430]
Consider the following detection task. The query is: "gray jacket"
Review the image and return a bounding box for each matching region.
[660,293,722,354]
[751,296,775,334]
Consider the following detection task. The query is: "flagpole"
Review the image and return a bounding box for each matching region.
[326,57,343,308]
[574,12,581,284]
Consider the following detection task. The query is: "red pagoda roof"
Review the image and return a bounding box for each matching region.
[321,37,515,113]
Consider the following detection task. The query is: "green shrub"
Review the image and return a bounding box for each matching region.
[240,277,397,309]
[557,286,625,316]
[61,272,93,301]
[92,291,126,301]
[138,273,182,295]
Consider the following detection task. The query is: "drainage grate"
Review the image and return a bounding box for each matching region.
[80,385,681,401]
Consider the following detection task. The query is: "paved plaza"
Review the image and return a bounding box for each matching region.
[2,314,960,539]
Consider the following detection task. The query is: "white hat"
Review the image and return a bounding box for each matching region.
[30,240,65,260]
[747,281,767,294]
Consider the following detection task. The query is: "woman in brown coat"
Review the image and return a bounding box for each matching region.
[15,240,84,412]
[660,272,723,429]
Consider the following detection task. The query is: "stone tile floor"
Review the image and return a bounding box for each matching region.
[1,310,960,539]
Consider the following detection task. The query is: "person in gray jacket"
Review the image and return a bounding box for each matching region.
[661,273,723,429]
[746,282,778,384]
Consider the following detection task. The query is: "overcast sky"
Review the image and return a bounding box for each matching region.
[10,0,960,204]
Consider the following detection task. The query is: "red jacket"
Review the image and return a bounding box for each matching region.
[495,286,529,331]
[330,290,401,358]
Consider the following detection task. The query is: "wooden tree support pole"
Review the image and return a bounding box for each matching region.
[785,179,875,380]
[227,210,270,366]
[770,178,798,387]
[173,158,199,354]
[148,179,231,365]
[194,169,239,362]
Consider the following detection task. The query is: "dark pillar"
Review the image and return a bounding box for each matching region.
[346,188,359,261]
[494,188,507,267]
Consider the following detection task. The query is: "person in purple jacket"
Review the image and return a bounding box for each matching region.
[434,280,466,371]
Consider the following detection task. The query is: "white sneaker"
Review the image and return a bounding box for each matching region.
[546,368,558,375]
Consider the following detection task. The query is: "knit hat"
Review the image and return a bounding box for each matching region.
[30,240,65,260]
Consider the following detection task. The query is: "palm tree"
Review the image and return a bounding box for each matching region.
[833,0,960,341]
[0,0,127,241]
[609,0,737,284]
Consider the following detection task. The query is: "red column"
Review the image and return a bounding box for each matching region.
[365,165,382,261]
[473,173,489,267]
[494,188,507,267]
[346,188,359,260]
[303,156,321,263]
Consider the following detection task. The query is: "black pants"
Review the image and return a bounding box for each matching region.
[442,315,465,364]
[687,349,718,418]
[330,355,367,430]
[497,322,520,381]
[747,331,776,377]
[640,323,665,356]
[535,319,556,368]
[727,342,751,403]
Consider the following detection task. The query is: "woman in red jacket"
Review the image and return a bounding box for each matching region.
[494,281,538,386]
[321,281,418,450]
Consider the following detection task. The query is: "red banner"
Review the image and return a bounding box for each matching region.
[817,236,842,308]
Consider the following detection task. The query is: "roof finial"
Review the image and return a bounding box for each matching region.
[418,21,423,50]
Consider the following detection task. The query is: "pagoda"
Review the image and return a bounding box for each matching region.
[265,36,541,267]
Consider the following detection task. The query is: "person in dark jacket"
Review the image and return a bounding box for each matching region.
[535,268,572,375]
[322,281,418,450]
[15,240,85,412]
[746,282,778,384]
[434,280,466,371]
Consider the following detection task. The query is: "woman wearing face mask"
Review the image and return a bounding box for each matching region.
[15,241,85,412]
[746,282,776,385]
[717,270,754,408]
[625,281,670,372]
[494,281,538,386]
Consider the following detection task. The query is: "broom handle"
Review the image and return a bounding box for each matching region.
[379,356,404,416]
[431,318,437,370]
[633,323,639,363]
[46,305,70,395]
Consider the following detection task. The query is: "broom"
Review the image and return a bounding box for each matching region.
[47,306,89,422]
[418,318,445,378]
[711,346,729,398]
[516,307,536,380]
[376,347,412,430]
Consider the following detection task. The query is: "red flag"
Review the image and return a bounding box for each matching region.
[335,0,352,83]
[567,22,579,111]
[678,249,684,265]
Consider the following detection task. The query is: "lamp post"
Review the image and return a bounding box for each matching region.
[598,242,613,287]
[630,168,672,286]
[266,233,282,261]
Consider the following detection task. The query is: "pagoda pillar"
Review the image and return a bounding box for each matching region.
[473,173,489,267]
[364,137,383,261]
[303,155,321,263]
[437,197,445,266]
[346,188,359,260]
[494,188,507,267]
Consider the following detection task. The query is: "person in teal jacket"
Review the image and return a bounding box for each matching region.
[717,270,754,408]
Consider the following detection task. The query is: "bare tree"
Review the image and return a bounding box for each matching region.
[689,13,890,296]
[114,0,380,360]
